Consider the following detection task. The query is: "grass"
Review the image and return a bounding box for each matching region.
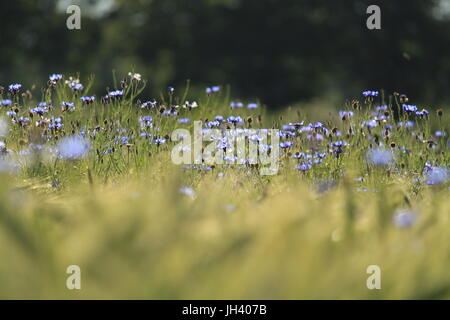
[0,75,448,299]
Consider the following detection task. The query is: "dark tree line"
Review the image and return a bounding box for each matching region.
[1,0,449,108]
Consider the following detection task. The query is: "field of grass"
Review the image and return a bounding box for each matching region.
[0,74,449,299]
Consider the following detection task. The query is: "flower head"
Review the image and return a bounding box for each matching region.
[425,166,449,185]
[57,136,90,160]
[8,83,22,94]
[366,148,394,166]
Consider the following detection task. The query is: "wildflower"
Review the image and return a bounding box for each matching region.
[331,140,346,148]
[230,101,244,108]
[206,86,220,94]
[205,120,220,128]
[362,120,378,128]
[48,117,63,130]
[30,106,49,116]
[375,105,389,112]
[366,148,394,166]
[402,104,417,113]
[108,90,124,98]
[8,83,22,94]
[363,90,378,97]
[141,100,158,109]
[296,162,312,171]
[49,74,63,82]
[80,96,95,104]
[397,121,414,128]
[183,101,198,109]
[247,103,258,109]
[279,141,293,149]
[69,83,84,92]
[139,116,153,129]
[57,136,90,160]
[61,101,75,112]
[215,115,224,122]
[0,99,12,106]
[128,72,142,81]
[178,118,191,124]
[425,166,449,185]
[13,117,31,127]
[393,209,417,228]
[168,86,175,93]
[154,137,167,146]
[227,116,243,124]
[339,111,354,119]
[435,131,447,137]
[415,109,429,117]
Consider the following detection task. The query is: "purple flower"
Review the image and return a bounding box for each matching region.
[363,90,379,97]
[8,83,22,94]
[393,209,417,228]
[57,136,90,160]
[402,104,417,112]
[425,166,449,185]
[366,148,394,166]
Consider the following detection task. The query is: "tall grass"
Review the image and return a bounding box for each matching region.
[0,75,448,299]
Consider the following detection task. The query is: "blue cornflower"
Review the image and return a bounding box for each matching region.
[397,121,414,128]
[48,117,63,130]
[80,96,95,104]
[57,136,90,160]
[215,115,224,122]
[49,74,63,82]
[154,137,167,146]
[363,90,378,97]
[402,104,417,112]
[61,101,75,112]
[366,148,394,166]
[141,100,158,109]
[435,131,447,137]
[425,166,449,185]
[205,120,220,128]
[178,118,191,124]
[375,105,389,112]
[139,116,153,129]
[8,83,22,94]
[247,103,258,109]
[339,111,354,118]
[227,116,243,124]
[0,99,12,106]
[279,141,293,148]
[168,86,175,93]
[30,106,49,116]
[296,162,312,171]
[108,90,124,98]
[393,209,417,228]
[206,86,220,94]
[362,120,378,128]
[283,125,296,131]
[415,109,429,117]
[230,101,244,108]
[331,140,346,148]
[69,83,84,92]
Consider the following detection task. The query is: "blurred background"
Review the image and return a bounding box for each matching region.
[1,0,450,109]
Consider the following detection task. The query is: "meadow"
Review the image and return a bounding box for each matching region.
[0,74,448,299]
